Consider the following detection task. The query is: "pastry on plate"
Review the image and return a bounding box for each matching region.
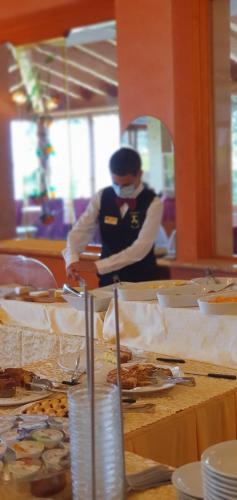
[103,345,132,364]
[107,363,172,390]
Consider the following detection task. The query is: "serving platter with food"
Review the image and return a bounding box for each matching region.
[0,368,53,407]
[106,362,195,396]
[116,280,189,301]
[4,288,66,304]
[198,290,237,315]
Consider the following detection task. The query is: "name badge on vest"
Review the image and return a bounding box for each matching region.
[130,211,140,229]
[104,215,118,225]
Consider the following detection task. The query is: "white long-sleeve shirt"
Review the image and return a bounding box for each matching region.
[63,183,163,276]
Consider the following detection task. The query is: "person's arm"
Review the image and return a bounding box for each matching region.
[62,192,101,277]
[95,197,163,275]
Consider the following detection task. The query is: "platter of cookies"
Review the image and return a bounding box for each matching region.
[19,395,68,418]
[0,369,51,406]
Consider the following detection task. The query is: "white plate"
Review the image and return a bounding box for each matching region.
[202,471,237,494]
[117,280,189,301]
[198,291,237,315]
[0,387,51,407]
[203,467,237,488]
[172,462,203,499]
[122,380,175,396]
[202,440,237,479]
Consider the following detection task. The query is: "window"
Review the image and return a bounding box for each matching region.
[11,112,120,201]
[10,121,38,200]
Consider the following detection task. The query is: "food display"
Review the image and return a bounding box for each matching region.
[198,291,237,315]
[117,280,188,301]
[0,369,35,399]
[208,295,237,303]
[107,363,172,390]
[4,289,66,303]
[103,345,132,364]
[0,415,70,498]
[22,395,68,417]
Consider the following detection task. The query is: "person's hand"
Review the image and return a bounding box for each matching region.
[66,261,81,281]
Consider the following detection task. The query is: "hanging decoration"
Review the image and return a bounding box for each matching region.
[28,116,55,207]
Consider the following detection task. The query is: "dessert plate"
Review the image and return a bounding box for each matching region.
[0,387,51,407]
[122,380,175,397]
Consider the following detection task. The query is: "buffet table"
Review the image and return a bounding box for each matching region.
[103,300,237,368]
[0,299,105,365]
[4,356,237,469]
[0,449,175,499]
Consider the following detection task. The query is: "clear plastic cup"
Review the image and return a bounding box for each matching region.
[69,384,124,500]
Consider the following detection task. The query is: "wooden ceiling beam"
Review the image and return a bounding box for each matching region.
[40,79,81,100]
[33,47,117,98]
[82,41,117,63]
[74,44,117,67]
[70,46,118,81]
[35,45,118,86]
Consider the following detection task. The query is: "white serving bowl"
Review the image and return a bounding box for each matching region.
[63,289,112,312]
[157,284,204,308]
[198,291,237,315]
[192,277,235,288]
[172,461,203,499]
[117,280,188,302]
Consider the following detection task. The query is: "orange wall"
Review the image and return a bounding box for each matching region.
[0,0,215,263]
[116,0,174,134]
[0,0,114,45]
[172,0,214,260]
[116,0,214,261]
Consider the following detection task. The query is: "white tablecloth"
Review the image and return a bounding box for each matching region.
[0,299,105,366]
[103,300,237,368]
[0,299,104,336]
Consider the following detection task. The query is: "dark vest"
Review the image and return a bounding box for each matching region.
[98,186,157,285]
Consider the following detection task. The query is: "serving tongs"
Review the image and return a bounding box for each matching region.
[63,283,85,297]
[28,377,69,394]
[142,374,196,387]
[62,282,87,385]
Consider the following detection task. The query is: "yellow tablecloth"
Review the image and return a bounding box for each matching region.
[7,356,237,468]
[103,299,237,368]
[125,452,175,499]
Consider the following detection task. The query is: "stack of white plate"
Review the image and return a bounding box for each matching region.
[172,461,203,499]
[201,440,237,499]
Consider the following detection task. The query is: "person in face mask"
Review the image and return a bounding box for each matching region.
[63,147,163,286]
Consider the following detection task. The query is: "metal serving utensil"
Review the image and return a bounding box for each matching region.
[204,268,220,284]
[142,375,196,387]
[63,283,84,297]
[28,378,68,394]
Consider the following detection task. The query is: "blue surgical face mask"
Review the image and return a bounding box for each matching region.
[112,183,136,198]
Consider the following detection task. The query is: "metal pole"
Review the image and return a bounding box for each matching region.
[114,288,126,499]
[89,294,96,500]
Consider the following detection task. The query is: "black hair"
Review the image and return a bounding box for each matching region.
[109,147,141,176]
